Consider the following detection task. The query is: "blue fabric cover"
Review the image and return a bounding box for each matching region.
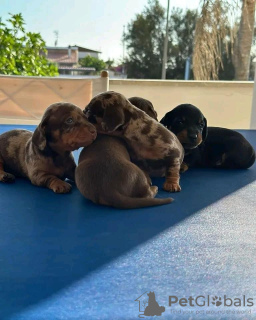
[0,125,255,319]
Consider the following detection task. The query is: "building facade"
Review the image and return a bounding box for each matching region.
[45,45,101,76]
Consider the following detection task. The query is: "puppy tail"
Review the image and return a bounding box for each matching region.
[108,192,173,209]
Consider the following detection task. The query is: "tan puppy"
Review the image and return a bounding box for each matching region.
[75,135,173,208]
[0,102,97,193]
[84,91,184,192]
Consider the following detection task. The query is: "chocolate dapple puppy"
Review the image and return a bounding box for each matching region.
[76,135,173,208]
[84,91,184,192]
[0,102,97,193]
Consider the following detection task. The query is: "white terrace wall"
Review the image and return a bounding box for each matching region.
[109,80,253,129]
[0,75,253,128]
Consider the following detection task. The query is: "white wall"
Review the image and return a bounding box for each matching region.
[110,80,254,129]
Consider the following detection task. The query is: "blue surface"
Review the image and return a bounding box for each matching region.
[0,125,256,320]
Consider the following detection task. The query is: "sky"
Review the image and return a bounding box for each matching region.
[1,0,199,62]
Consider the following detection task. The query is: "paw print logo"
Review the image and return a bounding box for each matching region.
[212,296,222,307]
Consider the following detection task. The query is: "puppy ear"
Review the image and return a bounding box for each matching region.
[160,110,175,129]
[101,105,125,132]
[32,114,49,151]
[202,117,208,141]
[160,114,167,126]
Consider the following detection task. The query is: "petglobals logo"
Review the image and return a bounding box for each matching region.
[168,295,254,308]
[134,292,254,318]
[135,291,165,318]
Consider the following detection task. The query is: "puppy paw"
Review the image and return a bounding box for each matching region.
[50,180,72,193]
[163,182,181,192]
[150,185,158,197]
[180,162,189,173]
[0,172,15,183]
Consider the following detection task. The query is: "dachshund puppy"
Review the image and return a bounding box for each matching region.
[128,97,158,120]
[160,103,207,172]
[188,127,255,169]
[75,135,173,208]
[160,103,255,170]
[0,102,97,193]
[160,104,207,151]
[84,91,184,192]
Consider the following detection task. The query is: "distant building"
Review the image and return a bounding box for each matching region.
[108,65,127,79]
[44,45,101,76]
[74,46,101,59]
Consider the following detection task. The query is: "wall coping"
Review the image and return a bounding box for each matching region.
[110,79,253,88]
[0,75,94,81]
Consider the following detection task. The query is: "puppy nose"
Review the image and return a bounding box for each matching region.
[188,133,198,141]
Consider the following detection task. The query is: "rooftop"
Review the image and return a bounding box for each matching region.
[46,46,101,53]
[46,48,78,64]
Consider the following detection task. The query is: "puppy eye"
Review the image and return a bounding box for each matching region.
[177,120,184,125]
[199,122,204,128]
[66,117,73,124]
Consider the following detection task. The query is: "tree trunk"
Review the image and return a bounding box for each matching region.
[233,0,255,80]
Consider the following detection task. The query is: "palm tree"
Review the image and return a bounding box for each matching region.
[233,0,255,80]
[193,0,255,80]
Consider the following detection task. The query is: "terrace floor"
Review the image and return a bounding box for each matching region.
[0,125,256,320]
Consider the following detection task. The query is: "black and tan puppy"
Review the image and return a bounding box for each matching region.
[160,104,207,151]
[160,103,255,170]
[0,102,97,193]
[75,135,173,208]
[84,91,184,192]
[128,97,158,121]
[185,127,256,169]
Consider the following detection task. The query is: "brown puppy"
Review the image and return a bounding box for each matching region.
[0,102,97,193]
[75,135,173,208]
[128,97,158,121]
[84,91,184,192]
